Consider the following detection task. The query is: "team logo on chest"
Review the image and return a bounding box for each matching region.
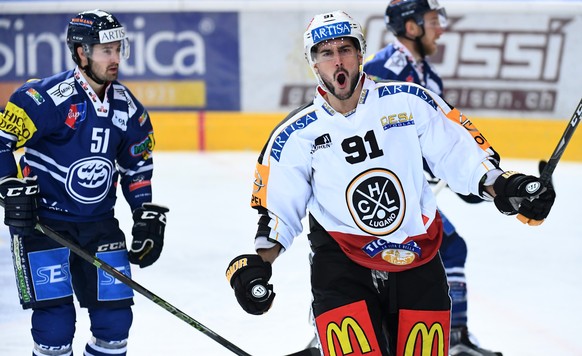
[66,157,114,204]
[346,168,405,236]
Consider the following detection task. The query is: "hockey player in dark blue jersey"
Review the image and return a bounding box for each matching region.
[0,10,169,356]
[364,1,502,355]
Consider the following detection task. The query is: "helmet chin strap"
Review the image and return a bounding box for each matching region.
[403,25,427,59]
[415,37,426,59]
[81,58,106,86]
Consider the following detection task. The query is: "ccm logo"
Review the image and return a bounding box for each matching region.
[3,185,39,197]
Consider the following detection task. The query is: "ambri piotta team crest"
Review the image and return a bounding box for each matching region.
[346,168,405,236]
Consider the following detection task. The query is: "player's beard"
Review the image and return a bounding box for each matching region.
[83,61,118,86]
[101,66,119,82]
[421,36,439,57]
[321,69,360,101]
[92,63,119,83]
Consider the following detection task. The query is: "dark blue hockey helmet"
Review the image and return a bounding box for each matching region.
[66,9,129,65]
[385,0,447,36]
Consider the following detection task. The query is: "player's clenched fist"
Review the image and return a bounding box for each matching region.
[128,203,169,268]
[226,254,275,315]
[0,176,40,235]
[493,171,556,226]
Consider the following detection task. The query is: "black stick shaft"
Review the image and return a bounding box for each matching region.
[27,222,252,356]
[539,98,582,185]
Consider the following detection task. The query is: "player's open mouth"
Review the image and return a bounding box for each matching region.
[336,72,347,86]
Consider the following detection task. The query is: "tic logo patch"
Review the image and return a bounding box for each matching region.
[362,240,421,266]
[346,168,405,236]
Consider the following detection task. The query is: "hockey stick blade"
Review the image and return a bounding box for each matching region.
[516,98,581,224]
[0,196,252,356]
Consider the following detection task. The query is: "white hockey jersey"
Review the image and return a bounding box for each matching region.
[251,75,499,272]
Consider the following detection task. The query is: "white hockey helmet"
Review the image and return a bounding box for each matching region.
[303,11,366,90]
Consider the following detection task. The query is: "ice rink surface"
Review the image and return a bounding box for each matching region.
[1,152,581,355]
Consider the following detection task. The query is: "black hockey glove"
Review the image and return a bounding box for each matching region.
[128,203,169,268]
[493,171,555,226]
[0,176,40,235]
[226,254,275,315]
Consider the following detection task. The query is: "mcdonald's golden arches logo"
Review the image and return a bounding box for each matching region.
[326,317,372,356]
[404,322,445,356]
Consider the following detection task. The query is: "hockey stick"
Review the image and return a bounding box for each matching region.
[0,199,252,356]
[34,223,321,356]
[516,97,582,224]
[538,98,582,186]
[432,178,448,195]
[32,223,253,356]
[33,223,321,356]
[0,199,320,356]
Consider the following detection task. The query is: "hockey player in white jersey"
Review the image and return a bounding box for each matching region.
[226,10,555,356]
[364,1,502,354]
[0,10,168,356]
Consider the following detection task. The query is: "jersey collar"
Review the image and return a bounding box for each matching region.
[74,66,111,118]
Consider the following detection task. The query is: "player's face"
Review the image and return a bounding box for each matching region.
[420,10,446,56]
[313,38,362,100]
[85,42,123,82]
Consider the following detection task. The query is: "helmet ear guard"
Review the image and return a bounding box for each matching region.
[303,10,366,91]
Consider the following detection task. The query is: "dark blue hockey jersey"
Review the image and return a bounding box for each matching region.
[363,39,444,96]
[0,67,155,222]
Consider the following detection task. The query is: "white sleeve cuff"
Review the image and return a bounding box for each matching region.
[254,236,286,255]
[480,168,504,200]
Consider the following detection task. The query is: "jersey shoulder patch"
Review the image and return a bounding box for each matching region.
[46,76,78,106]
[268,103,318,162]
[376,82,439,111]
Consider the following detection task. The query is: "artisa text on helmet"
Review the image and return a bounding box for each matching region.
[311,21,352,43]
[99,28,126,44]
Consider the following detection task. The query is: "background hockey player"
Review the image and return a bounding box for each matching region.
[0,9,169,356]
[225,10,555,356]
[364,0,501,354]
